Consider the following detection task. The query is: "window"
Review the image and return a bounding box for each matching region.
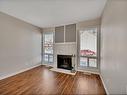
[43,32,54,64]
[79,28,98,68]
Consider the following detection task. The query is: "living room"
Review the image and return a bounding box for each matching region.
[0,0,127,94]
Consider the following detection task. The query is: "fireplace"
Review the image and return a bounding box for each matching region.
[57,55,73,70]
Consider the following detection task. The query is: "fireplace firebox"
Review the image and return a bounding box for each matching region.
[57,55,73,70]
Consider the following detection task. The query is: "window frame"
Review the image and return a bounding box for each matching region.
[77,26,100,70]
[42,31,54,66]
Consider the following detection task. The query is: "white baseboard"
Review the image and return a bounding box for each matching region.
[0,63,42,80]
[42,63,54,67]
[77,69,100,75]
[100,75,109,95]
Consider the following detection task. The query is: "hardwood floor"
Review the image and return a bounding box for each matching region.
[0,66,106,95]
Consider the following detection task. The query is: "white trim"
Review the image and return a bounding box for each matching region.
[77,69,100,75]
[0,63,42,80]
[42,64,54,67]
[100,75,109,95]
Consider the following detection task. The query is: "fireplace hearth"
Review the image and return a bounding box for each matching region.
[57,55,73,70]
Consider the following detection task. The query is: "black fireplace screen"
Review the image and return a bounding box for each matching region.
[57,55,72,70]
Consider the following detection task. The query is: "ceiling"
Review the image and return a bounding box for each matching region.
[0,0,107,28]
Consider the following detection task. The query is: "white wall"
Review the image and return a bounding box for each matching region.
[101,0,127,94]
[0,12,42,80]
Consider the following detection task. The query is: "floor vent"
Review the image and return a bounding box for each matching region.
[83,72,92,75]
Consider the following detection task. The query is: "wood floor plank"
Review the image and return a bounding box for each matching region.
[0,66,106,95]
